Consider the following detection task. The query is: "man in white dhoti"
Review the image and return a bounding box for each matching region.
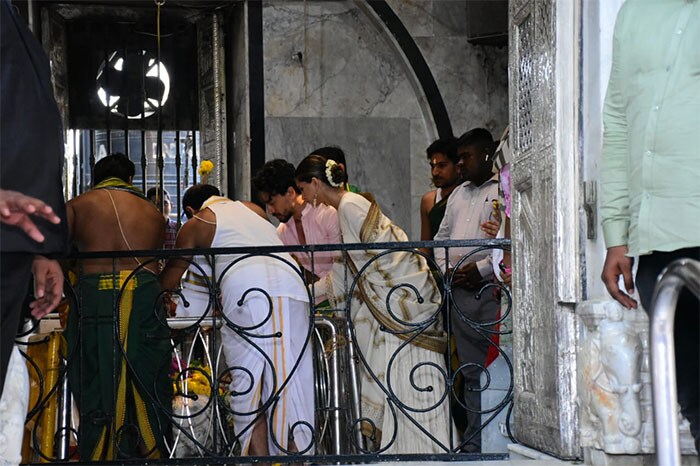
[296,154,452,454]
[160,184,315,457]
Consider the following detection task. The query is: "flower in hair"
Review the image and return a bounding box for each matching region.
[325,159,343,188]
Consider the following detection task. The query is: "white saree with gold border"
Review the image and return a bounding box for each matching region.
[321,192,451,454]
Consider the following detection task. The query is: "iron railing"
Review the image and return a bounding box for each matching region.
[650,258,700,466]
[17,239,512,464]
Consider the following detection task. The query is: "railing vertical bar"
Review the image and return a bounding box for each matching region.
[56,360,71,460]
[72,130,79,198]
[89,129,96,186]
[175,130,181,227]
[103,46,111,154]
[141,129,147,192]
[122,42,129,159]
[191,130,198,185]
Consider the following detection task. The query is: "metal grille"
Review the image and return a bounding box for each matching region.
[516,13,534,152]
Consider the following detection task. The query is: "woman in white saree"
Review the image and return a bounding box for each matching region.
[295,154,452,454]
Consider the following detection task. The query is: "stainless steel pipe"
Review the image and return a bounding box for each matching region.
[650,258,700,466]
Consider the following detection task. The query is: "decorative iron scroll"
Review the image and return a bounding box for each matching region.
[15,239,512,463]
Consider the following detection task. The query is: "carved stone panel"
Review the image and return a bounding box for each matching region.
[510,0,580,458]
[577,301,699,463]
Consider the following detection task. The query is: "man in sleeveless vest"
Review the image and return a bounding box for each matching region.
[419,137,460,258]
[160,184,315,457]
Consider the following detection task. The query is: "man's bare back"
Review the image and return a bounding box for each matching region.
[67,189,165,274]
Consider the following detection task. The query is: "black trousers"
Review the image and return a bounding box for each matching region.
[0,252,33,399]
[636,247,700,453]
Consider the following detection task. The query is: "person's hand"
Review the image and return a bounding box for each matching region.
[0,189,60,243]
[451,262,484,290]
[601,245,638,309]
[29,256,64,319]
[57,298,70,328]
[500,270,512,287]
[162,293,178,317]
[480,219,500,238]
[499,255,512,287]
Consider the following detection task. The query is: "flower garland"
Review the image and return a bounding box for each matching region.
[325,159,343,188]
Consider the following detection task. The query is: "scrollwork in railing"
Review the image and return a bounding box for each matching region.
[16,239,513,463]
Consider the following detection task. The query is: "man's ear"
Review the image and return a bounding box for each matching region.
[286,186,297,198]
[184,206,196,219]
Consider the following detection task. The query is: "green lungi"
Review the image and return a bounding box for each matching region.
[64,270,172,460]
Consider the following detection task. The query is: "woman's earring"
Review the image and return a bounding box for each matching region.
[313,194,317,209]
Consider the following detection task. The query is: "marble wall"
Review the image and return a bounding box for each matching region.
[261,0,508,238]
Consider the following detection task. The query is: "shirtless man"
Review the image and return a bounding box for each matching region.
[160,184,314,457]
[419,137,460,257]
[63,153,171,460]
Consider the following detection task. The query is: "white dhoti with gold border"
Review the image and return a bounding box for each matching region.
[220,294,314,455]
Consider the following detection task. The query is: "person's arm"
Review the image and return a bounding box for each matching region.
[160,222,196,292]
[29,256,64,319]
[599,8,637,310]
[319,205,341,244]
[419,191,434,256]
[433,197,453,271]
[0,189,61,243]
[602,245,636,309]
[500,216,512,286]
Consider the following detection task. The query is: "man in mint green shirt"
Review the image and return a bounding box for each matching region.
[600,0,700,451]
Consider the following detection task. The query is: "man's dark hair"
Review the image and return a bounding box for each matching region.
[252,159,299,196]
[182,184,220,213]
[310,146,348,183]
[93,153,135,185]
[146,186,171,201]
[456,128,496,157]
[426,137,459,164]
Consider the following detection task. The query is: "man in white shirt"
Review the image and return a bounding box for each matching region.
[434,128,500,453]
[253,159,341,302]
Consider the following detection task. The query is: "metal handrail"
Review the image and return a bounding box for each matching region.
[650,258,700,466]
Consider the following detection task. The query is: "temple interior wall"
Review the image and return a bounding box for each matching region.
[258,0,508,238]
